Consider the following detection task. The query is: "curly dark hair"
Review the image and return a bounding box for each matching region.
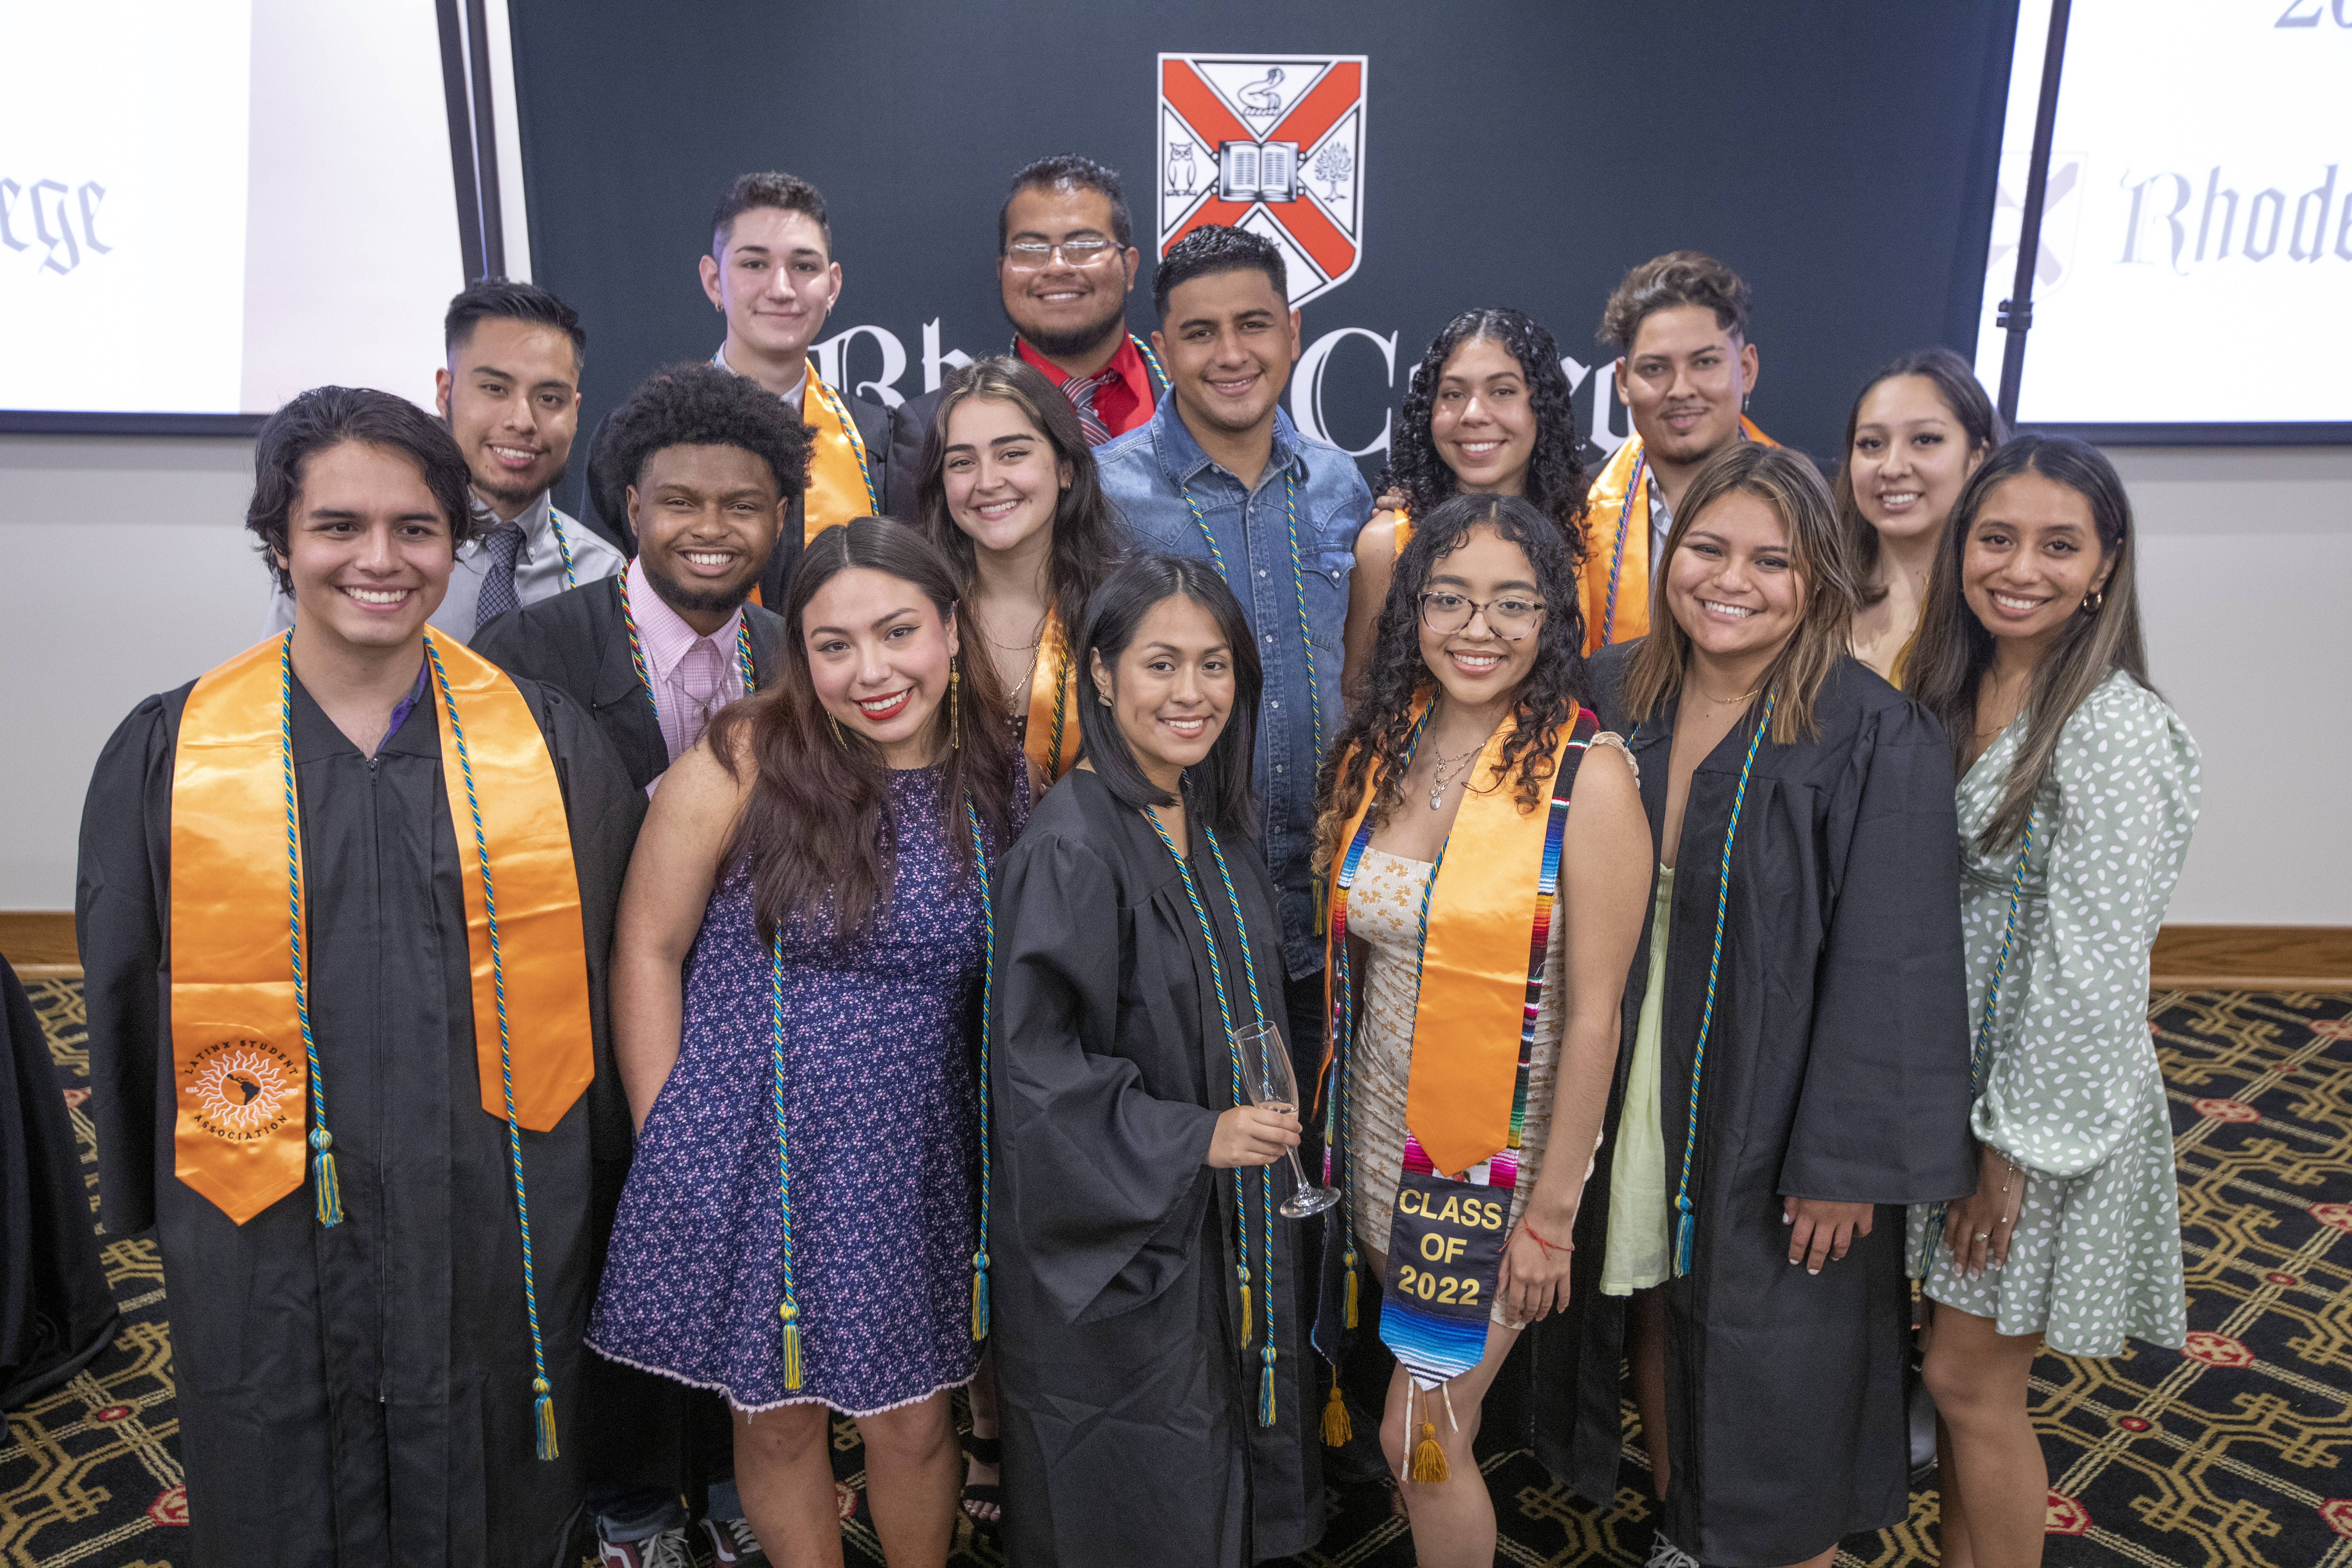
[246,385,478,595]
[1377,308,1589,547]
[600,362,812,507]
[1315,493,1591,866]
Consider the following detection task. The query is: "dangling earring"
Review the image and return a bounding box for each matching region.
[1098,689,1113,707]
[828,714,847,746]
[948,658,962,750]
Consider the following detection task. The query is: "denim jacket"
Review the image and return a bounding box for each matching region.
[1097,398,1373,978]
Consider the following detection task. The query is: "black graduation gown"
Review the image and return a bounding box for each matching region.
[75,668,642,1568]
[470,574,789,791]
[989,769,1321,1567]
[1532,647,1974,1567]
[1,954,119,1413]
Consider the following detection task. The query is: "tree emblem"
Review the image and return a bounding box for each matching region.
[1311,141,1353,202]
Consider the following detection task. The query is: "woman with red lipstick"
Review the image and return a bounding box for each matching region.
[1314,493,1648,1568]
[593,520,1024,1568]
[919,354,1127,790]
[987,553,1322,1566]
[1343,309,1589,703]
[1553,444,1974,1568]
[1903,437,2198,1568]
[1833,348,2005,684]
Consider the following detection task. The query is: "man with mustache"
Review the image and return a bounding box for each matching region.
[474,363,804,796]
[266,279,623,644]
[1580,251,1775,654]
[474,365,804,1564]
[883,154,1165,519]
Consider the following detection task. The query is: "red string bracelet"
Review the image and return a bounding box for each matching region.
[1519,1220,1572,1259]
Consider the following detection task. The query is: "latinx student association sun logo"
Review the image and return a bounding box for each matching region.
[1157,53,1366,306]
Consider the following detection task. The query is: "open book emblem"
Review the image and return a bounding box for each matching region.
[1157,53,1367,306]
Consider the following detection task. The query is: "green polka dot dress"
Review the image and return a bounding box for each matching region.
[1905,671,2200,1355]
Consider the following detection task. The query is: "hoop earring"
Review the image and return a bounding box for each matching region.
[948,658,961,750]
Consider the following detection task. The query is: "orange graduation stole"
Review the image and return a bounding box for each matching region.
[1022,607,1082,785]
[1321,701,1583,1178]
[1578,417,1776,655]
[168,633,594,1225]
[802,376,881,543]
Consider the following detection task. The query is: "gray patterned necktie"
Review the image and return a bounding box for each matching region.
[473,523,526,631]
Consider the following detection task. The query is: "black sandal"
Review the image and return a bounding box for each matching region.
[960,1434,1003,1528]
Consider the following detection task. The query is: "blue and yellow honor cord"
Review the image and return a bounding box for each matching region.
[421,634,561,1459]
[1143,807,1281,1427]
[770,798,1000,1392]
[1670,692,1773,1279]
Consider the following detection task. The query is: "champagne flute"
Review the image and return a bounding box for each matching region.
[1233,1020,1340,1218]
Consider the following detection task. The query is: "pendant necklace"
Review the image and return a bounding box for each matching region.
[1425,736,1488,810]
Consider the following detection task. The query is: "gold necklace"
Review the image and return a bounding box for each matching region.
[1695,685,1760,705]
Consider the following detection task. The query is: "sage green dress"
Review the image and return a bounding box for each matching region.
[1905,671,2200,1354]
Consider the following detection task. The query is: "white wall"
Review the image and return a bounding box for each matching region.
[1,435,263,909]
[3,434,2348,923]
[2109,446,2352,925]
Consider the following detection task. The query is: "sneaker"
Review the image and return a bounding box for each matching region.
[701,1515,772,1567]
[597,1526,693,1568]
[1646,1530,1704,1568]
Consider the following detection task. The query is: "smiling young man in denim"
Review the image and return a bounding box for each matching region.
[1095,223,1371,1096]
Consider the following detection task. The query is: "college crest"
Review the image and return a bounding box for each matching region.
[1157,52,1366,306]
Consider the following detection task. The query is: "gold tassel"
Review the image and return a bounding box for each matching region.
[1343,1256,1359,1330]
[1409,1418,1448,1484]
[311,1129,343,1227]
[1322,1379,1352,1447]
[780,1301,805,1391]
[532,1377,559,1461]
[1238,1266,1253,1351]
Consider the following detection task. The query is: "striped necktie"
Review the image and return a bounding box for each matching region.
[1062,367,1116,447]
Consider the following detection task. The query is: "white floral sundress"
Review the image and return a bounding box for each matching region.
[1904,671,2201,1355]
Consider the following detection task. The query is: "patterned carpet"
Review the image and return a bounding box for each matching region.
[4,980,2346,1567]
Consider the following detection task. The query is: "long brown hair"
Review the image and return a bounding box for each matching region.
[1830,346,2005,607]
[707,519,1016,944]
[1905,435,2150,853]
[1621,443,1860,745]
[1314,493,1589,869]
[915,355,1125,639]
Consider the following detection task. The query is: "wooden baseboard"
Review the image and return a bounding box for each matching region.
[2149,924,2352,991]
[7,910,2347,990]
[0,910,79,979]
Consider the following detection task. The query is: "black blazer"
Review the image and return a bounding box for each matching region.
[470,575,789,792]
[580,387,910,607]
[884,385,944,525]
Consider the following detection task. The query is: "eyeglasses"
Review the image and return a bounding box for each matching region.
[1418,591,1546,640]
[1003,238,1120,271]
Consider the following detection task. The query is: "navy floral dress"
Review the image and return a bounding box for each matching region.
[590,761,1024,1415]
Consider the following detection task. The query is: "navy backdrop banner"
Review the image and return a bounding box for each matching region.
[510,0,2018,507]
